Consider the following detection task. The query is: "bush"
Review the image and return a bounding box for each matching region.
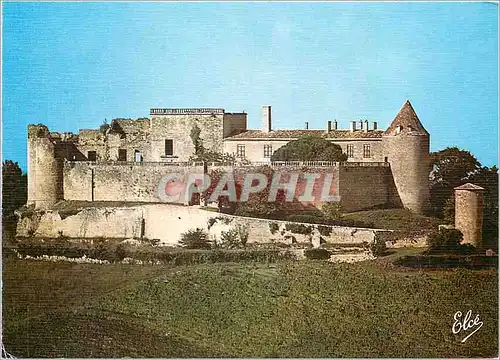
[304,248,331,260]
[369,236,388,256]
[317,225,332,236]
[236,224,249,247]
[179,228,211,249]
[219,224,250,249]
[269,222,280,234]
[427,229,469,254]
[220,228,241,249]
[285,223,313,235]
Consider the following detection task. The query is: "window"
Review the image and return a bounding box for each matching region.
[363,144,371,158]
[87,151,97,161]
[347,144,354,158]
[118,149,127,161]
[236,144,245,158]
[165,139,173,156]
[134,150,143,163]
[263,144,273,158]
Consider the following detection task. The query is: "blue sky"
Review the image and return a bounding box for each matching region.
[2,1,498,171]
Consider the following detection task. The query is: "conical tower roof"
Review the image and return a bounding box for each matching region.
[455,183,485,191]
[384,100,429,136]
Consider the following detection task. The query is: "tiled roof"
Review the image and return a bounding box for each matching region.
[225,129,384,140]
[385,100,428,136]
[455,183,485,191]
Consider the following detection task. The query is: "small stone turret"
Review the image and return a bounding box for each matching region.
[27,124,62,209]
[382,100,430,214]
[454,183,484,248]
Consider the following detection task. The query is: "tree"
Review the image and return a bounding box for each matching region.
[2,160,27,239]
[429,147,481,217]
[188,124,237,163]
[2,161,27,214]
[271,135,348,162]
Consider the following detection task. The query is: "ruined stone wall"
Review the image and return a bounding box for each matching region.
[17,203,385,247]
[106,119,151,161]
[150,114,224,161]
[76,129,107,161]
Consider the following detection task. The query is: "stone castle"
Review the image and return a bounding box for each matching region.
[27,100,430,214]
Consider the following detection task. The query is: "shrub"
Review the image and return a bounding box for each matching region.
[285,223,313,235]
[91,242,119,261]
[179,228,211,249]
[269,222,280,234]
[236,224,249,247]
[369,236,388,256]
[220,228,241,249]
[317,225,332,236]
[427,228,468,254]
[115,243,128,261]
[219,224,250,249]
[304,248,331,260]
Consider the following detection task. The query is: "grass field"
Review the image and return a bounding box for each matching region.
[2,253,498,358]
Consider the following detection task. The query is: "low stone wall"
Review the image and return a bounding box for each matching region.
[16,204,389,247]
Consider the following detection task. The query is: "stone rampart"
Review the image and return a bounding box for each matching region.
[16,204,388,247]
[62,161,396,212]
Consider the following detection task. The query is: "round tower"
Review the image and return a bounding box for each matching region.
[454,183,484,248]
[382,100,430,214]
[27,125,61,209]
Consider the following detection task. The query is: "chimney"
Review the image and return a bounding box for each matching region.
[350,121,356,132]
[326,121,332,133]
[372,121,378,131]
[359,120,363,131]
[262,105,271,133]
[305,122,309,130]
[364,120,369,132]
[333,120,338,130]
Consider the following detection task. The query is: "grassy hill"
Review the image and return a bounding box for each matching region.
[342,208,441,233]
[3,254,497,358]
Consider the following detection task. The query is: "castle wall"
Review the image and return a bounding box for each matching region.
[150,113,224,161]
[62,161,395,212]
[76,129,107,161]
[105,119,151,161]
[17,203,385,247]
[63,162,205,202]
[338,164,394,212]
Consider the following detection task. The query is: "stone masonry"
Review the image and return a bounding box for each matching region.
[26,100,431,214]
